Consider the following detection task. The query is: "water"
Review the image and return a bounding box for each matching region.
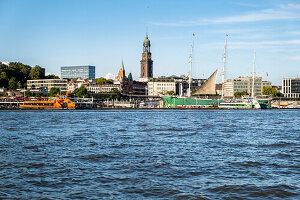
[0,110,299,199]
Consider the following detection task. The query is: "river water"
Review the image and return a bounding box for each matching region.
[0,110,299,199]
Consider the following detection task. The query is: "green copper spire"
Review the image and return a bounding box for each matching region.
[143,32,150,47]
[121,59,124,70]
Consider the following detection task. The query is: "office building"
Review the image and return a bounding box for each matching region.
[170,75,206,96]
[282,78,300,98]
[87,84,121,93]
[27,79,68,93]
[147,78,176,96]
[223,76,271,97]
[61,65,95,79]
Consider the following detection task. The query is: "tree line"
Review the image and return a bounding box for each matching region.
[234,86,282,97]
[0,62,59,90]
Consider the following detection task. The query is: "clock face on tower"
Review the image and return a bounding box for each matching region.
[148,54,151,59]
[143,54,146,59]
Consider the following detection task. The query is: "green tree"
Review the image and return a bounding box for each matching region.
[7,62,31,87]
[29,65,44,80]
[262,86,278,97]
[24,89,32,97]
[0,71,8,88]
[49,87,60,97]
[0,92,8,97]
[75,86,89,98]
[35,92,42,97]
[234,91,248,97]
[166,91,175,95]
[96,78,114,85]
[45,74,60,79]
[8,77,19,90]
[111,88,121,100]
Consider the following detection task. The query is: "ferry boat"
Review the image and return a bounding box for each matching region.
[19,95,75,109]
[219,97,261,109]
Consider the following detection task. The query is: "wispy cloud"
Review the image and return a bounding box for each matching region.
[287,55,300,60]
[213,28,272,34]
[280,3,300,10]
[206,40,300,50]
[287,31,300,35]
[230,40,300,49]
[230,1,261,8]
[205,9,299,24]
[151,3,300,27]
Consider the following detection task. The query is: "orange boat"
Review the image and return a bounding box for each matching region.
[20,95,75,109]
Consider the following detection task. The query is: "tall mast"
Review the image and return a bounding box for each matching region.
[221,34,228,99]
[188,33,194,98]
[252,50,256,98]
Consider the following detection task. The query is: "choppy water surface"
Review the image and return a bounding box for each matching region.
[0,110,299,199]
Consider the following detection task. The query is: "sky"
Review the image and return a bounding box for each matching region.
[0,0,299,85]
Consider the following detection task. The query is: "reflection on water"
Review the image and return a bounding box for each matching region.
[0,110,299,199]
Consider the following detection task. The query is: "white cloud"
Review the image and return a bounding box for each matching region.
[280,3,300,10]
[287,31,300,35]
[151,4,300,27]
[205,9,299,24]
[287,55,300,60]
[105,73,115,80]
[213,28,272,34]
[232,40,300,49]
[206,40,300,50]
[230,1,261,8]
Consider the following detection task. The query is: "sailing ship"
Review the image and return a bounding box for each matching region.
[161,34,225,108]
[161,34,270,109]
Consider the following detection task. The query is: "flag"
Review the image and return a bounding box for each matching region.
[193,33,195,36]
[266,72,268,77]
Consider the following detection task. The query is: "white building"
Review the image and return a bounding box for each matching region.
[86,84,120,93]
[27,79,68,93]
[147,78,176,96]
[282,78,300,98]
[223,80,234,97]
[223,76,271,97]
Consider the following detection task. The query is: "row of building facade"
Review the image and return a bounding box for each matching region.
[26,75,300,99]
[222,76,272,97]
[25,33,300,99]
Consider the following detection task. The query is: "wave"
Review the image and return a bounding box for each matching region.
[208,184,298,198]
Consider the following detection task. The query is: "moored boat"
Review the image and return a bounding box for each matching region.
[219,97,260,109]
[19,95,75,109]
[162,96,223,108]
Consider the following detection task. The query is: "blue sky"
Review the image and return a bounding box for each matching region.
[0,0,299,85]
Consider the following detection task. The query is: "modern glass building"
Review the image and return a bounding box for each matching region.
[61,65,95,79]
[282,78,300,98]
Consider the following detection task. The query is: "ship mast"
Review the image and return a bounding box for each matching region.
[252,50,256,98]
[221,34,228,99]
[188,34,194,98]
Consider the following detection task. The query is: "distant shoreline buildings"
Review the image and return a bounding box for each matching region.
[1,33,300,100]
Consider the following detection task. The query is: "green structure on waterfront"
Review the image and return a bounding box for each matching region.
[162,96,224,108]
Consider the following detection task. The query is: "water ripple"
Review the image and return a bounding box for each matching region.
[0,110,299,199]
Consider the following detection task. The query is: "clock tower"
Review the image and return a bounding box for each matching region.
[140,33,153,82]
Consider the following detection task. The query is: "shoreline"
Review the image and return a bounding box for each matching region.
[0,107,299,111]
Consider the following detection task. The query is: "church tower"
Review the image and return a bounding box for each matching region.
[140,33,153,82]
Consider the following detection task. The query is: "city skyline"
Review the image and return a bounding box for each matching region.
[0,0,299,85]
